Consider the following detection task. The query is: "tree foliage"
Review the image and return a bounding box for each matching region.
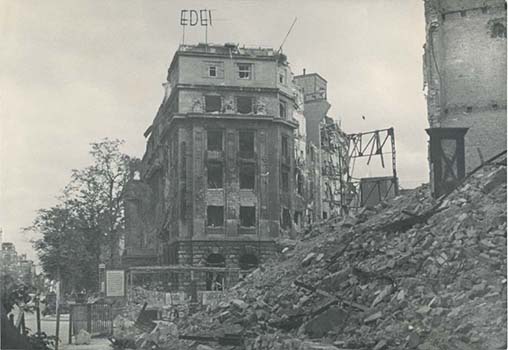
[28,138,134,293]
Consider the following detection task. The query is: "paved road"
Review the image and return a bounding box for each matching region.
[24,312,111,349]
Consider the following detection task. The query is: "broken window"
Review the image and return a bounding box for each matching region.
[240,206,256,227]
[281,135,289,163]
[492,23,507,38]
[239,253,258,270]
[281,168,289,192]
[279,100,287,119]
[237,63,252,79]
[205,254,225,291]
[207,162,223,188]
[207,130,223,151]
[297,171,304,195]
[281,208,291,229]
[236,96,253,114]
[207,206,224,227]
[294,211,302,225]
[205,95,221,113]
[239,130,255,158]
[240,163,255,189]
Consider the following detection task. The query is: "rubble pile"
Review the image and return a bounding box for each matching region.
[174,161,506,350]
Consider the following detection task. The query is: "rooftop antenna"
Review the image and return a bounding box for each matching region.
[277,17,297,53]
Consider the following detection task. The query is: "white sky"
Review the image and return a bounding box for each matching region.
[0,0,428,260]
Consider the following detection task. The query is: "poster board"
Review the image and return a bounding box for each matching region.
[106,270,125,297]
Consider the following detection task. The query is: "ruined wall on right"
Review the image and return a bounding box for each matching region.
[424,0,507,172]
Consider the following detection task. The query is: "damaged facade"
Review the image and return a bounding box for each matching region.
[423,0,507,177]
[122,43,348,290]
[122,43,367,292]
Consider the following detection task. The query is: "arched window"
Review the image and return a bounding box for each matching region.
[492,23,507,38]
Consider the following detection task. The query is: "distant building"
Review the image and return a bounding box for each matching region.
[423,0,507,174]
[1,242,36,285]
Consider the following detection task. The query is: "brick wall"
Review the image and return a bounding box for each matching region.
[424,0,507,172]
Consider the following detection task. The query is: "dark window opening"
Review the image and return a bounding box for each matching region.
[240,206,256,227]
[208,66,217,77]
[239,131,255,158]
[207,162,223,188]
[309,181,315,200]
[282,168,289,192]
[205,95,222,112]
[444,108,449,115]
[237,96,253,114]
[279,100,287,119]
[207,130,223,151]
[493,104,499,110]
[460,10,466,17]
[281,208,291,229]
[297,171,304,195]
[466,106,473,113]
[492,23,507,38]
[279,73,285,84]
[482,7,488,14]
[323,211,328,220]
[294,211,302,225]
[205,254,225,291]
[240,163,255,189]
[237,63,252,79]
[239,254,258,270]
[207,206,224,227]
[281,135,289,163]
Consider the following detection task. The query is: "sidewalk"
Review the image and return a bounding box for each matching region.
[61,337,111,350]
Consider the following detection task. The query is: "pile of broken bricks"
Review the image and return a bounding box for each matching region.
[119,158,507,350]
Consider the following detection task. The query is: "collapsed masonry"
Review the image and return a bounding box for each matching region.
[121,43,398,294]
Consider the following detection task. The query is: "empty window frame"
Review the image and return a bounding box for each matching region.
[207,162,223,188]
[236,96,253,114]
[240,163,255,189]
[281,208,291,229]
[207,206,224,227]
[281,135,289,163]
[205,95,222,113]
[240,206,256,227]
[239,130,255,158]
[296,171,304,195]
[207,130,223,151]
[237,63,252,79]
[279,100,287,119]
[281,167,289,192]
[294,210,302,225]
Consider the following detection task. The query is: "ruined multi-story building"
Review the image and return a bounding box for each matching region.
[423,0,507,173]
[123,43,306,287]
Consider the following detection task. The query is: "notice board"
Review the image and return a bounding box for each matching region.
[106,270,125,297]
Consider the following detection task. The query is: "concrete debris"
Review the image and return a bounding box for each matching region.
[119,161,506,350]
[74,329,91,345]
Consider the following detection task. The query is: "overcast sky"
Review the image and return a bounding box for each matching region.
[0,0,427,261]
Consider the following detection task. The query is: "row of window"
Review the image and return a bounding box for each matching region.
[207,205,255,228]
[206,206,301,230]
[201,95,288,118]
[206,62,253,80]
[207,130,290,158]
[207,162,255,189]
[205,61,288,86]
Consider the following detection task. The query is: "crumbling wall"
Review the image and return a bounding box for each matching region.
[424,0,507,172]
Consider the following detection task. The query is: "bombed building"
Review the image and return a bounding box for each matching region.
[423,0,507,182]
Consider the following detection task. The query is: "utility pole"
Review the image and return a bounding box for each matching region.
[55,265,61,350]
